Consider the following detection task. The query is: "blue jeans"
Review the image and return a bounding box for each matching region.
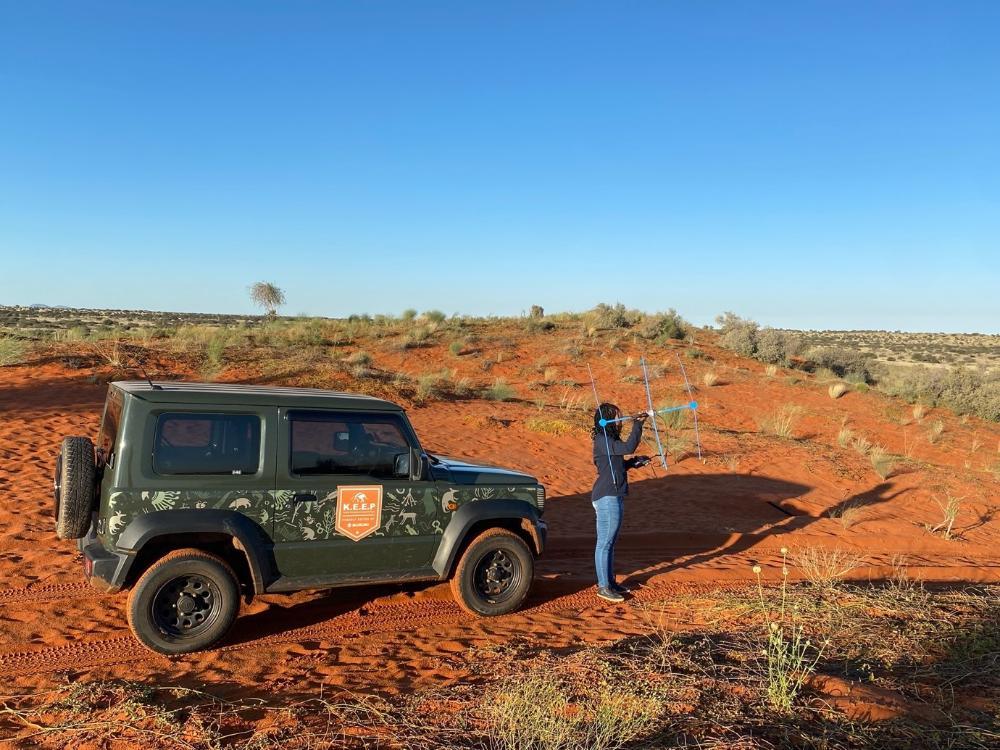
[593,495,623,589]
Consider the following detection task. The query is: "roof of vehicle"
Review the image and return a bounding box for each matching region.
[111,381,403,411]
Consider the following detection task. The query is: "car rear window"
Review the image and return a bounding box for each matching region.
[97,387,123,463]
[153,413,261,475]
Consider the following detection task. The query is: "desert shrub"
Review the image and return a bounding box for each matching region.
[588,303,643,330]
[880,365,999,422]
[401,308,417,321]
[715,312,799,365]
[828,383,848,399]
[638,309,687,343]
[525,318,556,333]
[716,312,758,357]
[401,326,432,348]
[484,378,516,401]
[529,305,544,318]
[448,340,463,356]
[0,336,27,366]
[422,309,446,324]
[702,371,719,387]
[756,328,799,365]
[804,346,877,384]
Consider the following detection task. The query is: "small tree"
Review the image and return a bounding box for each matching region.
[249,282,286,319]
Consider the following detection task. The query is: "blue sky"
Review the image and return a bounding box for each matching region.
[1,2,997,332]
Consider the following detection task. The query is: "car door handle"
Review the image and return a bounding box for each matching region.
[291,492,317,504]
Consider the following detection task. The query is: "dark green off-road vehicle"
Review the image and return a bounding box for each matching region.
[54,382,547,654]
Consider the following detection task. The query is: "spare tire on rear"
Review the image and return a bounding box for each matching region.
[54,436,97,540]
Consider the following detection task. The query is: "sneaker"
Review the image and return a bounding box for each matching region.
[596,586,625,603]
[610,582,630,595]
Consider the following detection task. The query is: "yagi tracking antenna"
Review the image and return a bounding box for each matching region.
[588,354,702,475]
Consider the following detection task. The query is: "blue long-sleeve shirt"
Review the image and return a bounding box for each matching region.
[591,421,644,501]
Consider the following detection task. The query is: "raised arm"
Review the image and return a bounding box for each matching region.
[605,417,644,456]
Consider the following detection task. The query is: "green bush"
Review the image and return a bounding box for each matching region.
[806,346,877,384]
[484,378,516,401]
[879,365,1000,422]
[716,312,758,357]
[423,310,447,324]
[639,309,687,343]
[589,303,643,330]
[756,328,799,365]
[525,318,556,333]
[0,336,27,366]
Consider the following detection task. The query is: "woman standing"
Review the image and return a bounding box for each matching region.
[591,403,650,602]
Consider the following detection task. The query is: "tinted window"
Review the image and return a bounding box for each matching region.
[153,413,261,475]
[97,388,123,462]
[289,411,410,477]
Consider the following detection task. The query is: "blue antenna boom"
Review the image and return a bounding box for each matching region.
[597,401,698,427]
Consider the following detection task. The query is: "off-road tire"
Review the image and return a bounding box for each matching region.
[450,528,534,616]
[54,436,96,540]
[127,548,240,655]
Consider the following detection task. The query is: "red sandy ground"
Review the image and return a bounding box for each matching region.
[0,336,997,715]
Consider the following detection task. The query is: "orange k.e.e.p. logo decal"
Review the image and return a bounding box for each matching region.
[335,485,383,541]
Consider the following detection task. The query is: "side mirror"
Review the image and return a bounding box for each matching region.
[393,452,410,478]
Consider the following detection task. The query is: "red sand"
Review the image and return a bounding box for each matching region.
[1,342,997,703]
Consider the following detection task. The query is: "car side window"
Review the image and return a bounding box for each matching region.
[153,413,261,476]
[289,411,410,478]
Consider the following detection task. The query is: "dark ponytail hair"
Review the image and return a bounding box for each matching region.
[592,402,622,440]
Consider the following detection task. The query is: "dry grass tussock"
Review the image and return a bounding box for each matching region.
[828,501,864,529]
[791,546,865,588]
[758,404,802,438]
[828,382,849,399]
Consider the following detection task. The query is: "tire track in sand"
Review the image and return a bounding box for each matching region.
[0,581,95,605]
[0,578,756,677]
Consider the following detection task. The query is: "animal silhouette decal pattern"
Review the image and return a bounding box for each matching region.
[102,484,538,547]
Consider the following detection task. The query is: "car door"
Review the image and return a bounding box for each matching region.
[271,408,436,583]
